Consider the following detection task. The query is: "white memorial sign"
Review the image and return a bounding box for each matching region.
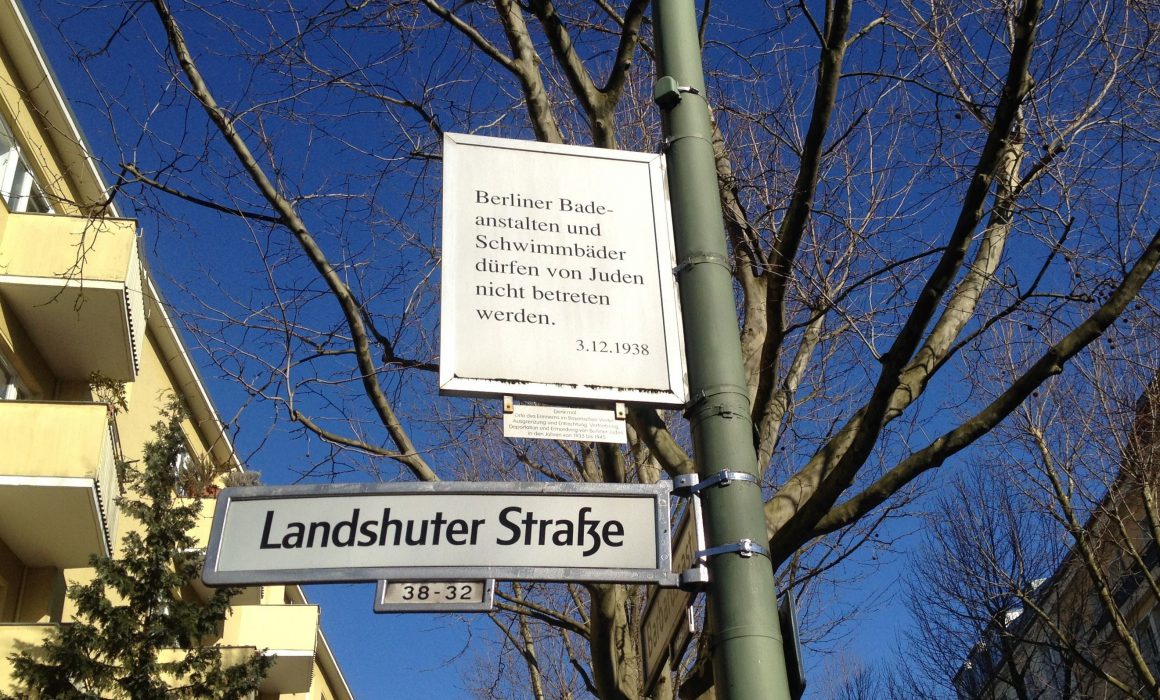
[202,482,676,586]
[439,133,686,405]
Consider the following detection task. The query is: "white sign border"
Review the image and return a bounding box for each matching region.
[439,132,688,406]
[202,482,677,587]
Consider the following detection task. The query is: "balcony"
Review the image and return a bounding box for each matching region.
[0,212,144,381]
[186,497,260,606]
[0,401,120,567]
[184,496,218,551]
[222,604,320,693]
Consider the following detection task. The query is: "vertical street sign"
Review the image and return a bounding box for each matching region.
[641,503,704,693]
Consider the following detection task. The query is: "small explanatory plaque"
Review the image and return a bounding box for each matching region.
[505,404,627,444]
[440,133,686,405]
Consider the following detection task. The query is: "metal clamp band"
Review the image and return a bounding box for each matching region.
[696,538,770,562]
[671,470,758,498]
[696,470,757,491]
[673,252,731,275]
[683,384,752,424]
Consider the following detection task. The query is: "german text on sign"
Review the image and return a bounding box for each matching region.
[202,482,675,587]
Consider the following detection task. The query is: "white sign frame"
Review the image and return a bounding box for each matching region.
[202,482,676,587]
[439,132,687,406]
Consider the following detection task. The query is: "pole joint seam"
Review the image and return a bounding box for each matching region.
[660,132,713,152]
[683,383,751,422]
[710,626,782,647]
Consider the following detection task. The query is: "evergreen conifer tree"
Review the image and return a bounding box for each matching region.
[2,402,270,699]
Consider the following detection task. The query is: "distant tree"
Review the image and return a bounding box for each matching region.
[2,402,270,699]
[901,365,1160,699]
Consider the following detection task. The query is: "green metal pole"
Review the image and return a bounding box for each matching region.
[653,1,792,698]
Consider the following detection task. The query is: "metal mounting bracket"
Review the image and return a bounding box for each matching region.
[671,470,758,500]
[679,565,710,590]
[695,538,770,563]
[690,470,759,496]
[671,473,700,497]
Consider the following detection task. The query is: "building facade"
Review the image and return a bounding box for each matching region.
[954,380,1160,699]
[0,1,352,696]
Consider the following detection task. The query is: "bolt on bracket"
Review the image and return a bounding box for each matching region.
[695,538,770,563]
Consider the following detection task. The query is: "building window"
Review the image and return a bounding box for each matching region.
[172,448,195,496]
[0,120,52,214]
[1133,608,1160,678]
[0,355,25,400]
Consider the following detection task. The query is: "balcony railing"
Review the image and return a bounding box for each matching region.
[0,212,144,381]
[0,401,121,567]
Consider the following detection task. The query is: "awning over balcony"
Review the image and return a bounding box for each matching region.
[0,213,144,381]
[0,401,120,567]
[222,604,320,693]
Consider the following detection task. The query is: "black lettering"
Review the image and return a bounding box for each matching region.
[446,519,469,545]
[537,517,553,545]
[551,519,575,547]
[307,521,331,547]
[333,509,359,547]
[282,522,304,548]
[521,510,538,545]
[404,519,429,546]
[379,508,403,546]
[358,517,378,546]
[430,511,448,545]
[260,510,281,549]
[497,506,522,545]
[603,520,624,548]
[579,507,601,556]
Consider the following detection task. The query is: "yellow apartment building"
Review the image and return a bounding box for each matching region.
[0,0,353,696]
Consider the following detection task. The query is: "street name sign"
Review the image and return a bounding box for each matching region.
[374,579,496,613]
[641,502,704,693]
[439,132,687,406]
[202,482,675,587]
